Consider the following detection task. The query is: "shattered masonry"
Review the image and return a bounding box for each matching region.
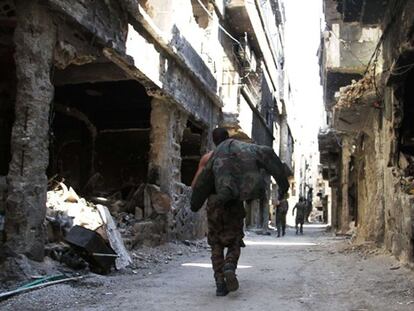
[0,0,294,268]
[319,0,414,263]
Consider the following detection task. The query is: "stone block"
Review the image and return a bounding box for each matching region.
[146,184,171,215]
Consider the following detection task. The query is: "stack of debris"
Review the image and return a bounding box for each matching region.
[336,73,379,109]
[90,183,171,249]
[46,182,132,274]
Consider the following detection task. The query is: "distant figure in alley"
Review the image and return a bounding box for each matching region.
[191,128,289,296]
[293,197,306,235]
[275,193,289,237]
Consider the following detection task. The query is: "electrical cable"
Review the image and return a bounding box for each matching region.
[326,26,367,67]
[196,0,264,91]
[195,0,240,45]
[364,0,408,75]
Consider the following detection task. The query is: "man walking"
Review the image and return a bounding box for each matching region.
[191,128,244,296]
[293,197,306,235]
[275,193,289,237]
[191,128,289,296]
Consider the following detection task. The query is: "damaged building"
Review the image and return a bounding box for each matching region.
[319,0,414,263]
[0,0,293,268]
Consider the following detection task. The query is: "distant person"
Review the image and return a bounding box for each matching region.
[191,128,289,296]
[275,193,289,237]
[293,197,306,235]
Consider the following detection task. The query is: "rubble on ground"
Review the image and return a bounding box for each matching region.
[46,182,131,274]
[1,177,198,286]
[127,239,209,273]
[43,178,195,277]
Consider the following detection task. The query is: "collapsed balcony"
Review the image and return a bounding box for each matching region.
[332,73,381,133]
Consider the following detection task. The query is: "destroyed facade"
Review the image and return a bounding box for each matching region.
[319,0,414,262]
[0,0,294,264]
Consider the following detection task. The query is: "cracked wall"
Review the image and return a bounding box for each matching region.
[348,2,414,262]
[149,99,207,242]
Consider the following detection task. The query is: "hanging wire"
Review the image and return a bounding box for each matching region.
[388,62,414,76]
[195,0,240,45]
[195,0,258,85]
[326,25,367,67]
[364,0,408,75]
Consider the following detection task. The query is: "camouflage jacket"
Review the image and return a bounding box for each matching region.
[276,199,289,215]
[191,139,289,211]
[293,202,306,218]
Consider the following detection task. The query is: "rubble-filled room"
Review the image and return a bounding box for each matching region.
[51,80,151,199]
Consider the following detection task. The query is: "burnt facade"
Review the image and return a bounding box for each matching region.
[319,0,414,263]
[0,0,293,263]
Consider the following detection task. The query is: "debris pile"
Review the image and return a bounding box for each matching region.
[92,183,172,249]
[128,239,210,273]
[46,182,132,274]
[336,73,379,109]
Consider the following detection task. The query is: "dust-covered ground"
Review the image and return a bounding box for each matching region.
[1,226,414,311]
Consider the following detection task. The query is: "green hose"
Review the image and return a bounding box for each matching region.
[17,274,67,289]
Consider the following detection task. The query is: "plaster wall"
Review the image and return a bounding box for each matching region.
[324,23,381,72]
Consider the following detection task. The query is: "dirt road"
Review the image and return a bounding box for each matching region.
[1,226,414,310]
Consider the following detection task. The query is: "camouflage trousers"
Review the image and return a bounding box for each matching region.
[296,213,304,234]
[207,197,245,281]
[276,212,287,235]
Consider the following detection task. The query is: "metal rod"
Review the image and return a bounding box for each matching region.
[92,252,119,258]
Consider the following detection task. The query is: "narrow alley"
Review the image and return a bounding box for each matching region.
[1,0,414,309]
[1,227,414,311]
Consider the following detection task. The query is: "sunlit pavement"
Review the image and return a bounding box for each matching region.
[3,225,414,311]
[81,224,413,311]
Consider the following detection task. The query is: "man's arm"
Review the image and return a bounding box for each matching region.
[191,151,213,188]
[256,146,289,195]
[292,204,297,216]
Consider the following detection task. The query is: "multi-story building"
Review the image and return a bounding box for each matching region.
[0,0,293,262]
[224,0,294,231]
[319,0,414,263]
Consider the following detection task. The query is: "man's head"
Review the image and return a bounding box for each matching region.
[212,127,229,146]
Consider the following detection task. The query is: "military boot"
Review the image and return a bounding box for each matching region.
[215,281,229,296]
[223,263,239,292]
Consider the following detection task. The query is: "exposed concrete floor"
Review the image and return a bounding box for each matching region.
[1,226,414,311]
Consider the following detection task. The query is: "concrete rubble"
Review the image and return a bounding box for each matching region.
[0,0,295,286]
[45,182,132,273]
[319,0,414,263]
[335,72,379,109]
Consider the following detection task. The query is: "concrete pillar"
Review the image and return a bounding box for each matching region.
[340,137,351,233]
[148,97,187,196]
[5,1,56,261]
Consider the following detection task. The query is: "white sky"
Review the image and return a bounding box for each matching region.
[282,0,325,153]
